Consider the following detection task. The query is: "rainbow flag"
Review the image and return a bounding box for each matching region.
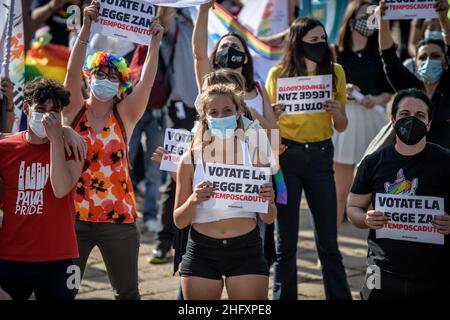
[25,35,69,84]
[212,3,285,61]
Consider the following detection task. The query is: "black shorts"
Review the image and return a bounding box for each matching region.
[179,226,269,280]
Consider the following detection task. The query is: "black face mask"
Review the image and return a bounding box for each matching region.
[301,41,328,63]
[394,116,428,145]
[216,46,246,69]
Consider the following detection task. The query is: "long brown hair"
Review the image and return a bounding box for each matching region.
[337,0,377,53]
[210,32,256,92]
[280,17,336,91]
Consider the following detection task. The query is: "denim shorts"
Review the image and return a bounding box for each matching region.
[179,226,269,280]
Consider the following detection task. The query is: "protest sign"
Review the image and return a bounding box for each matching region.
[201,163,271,213]
[383,0,438,20]
[91,0,156,45]
[160,128,194,172]
[375,193,445,245]
[276,75,332,115]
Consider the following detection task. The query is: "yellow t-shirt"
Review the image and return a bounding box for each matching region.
[265,63,347,143]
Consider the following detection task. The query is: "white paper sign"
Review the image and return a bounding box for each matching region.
[201,163,271,213]
[160,128,194,172]
[375,193,445,245]
[276,75,332,115]
[383,0,438,20]
[91,0,156,45]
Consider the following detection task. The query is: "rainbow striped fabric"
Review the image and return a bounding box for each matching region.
[212,3,285,61]
[25,33,69,84]
[273,169,287,205]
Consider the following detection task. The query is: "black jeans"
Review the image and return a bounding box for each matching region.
[0,259,75,300]
[74,221,141,300]
[361,269,450,299]
[273,139,351,300]
[155,177,177,251]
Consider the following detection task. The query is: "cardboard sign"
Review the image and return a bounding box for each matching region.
[160,128,194,172]
[383,0,438,20]
[201,163,271,213]
[91,0,156,45]
[276,75,332,115]
[375,193,445,245]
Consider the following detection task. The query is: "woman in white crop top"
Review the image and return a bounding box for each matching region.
[174,84,277,300]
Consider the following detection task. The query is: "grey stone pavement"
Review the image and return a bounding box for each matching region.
[76,205,369,300]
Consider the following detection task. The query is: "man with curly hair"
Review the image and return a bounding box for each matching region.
[0,77,85,300]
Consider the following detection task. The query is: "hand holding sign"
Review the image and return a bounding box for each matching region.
[191,181,215,204]
[84,0,100,28]
[365,210,389,230]
[432,213,450,235]
[151,146,168,165]
[272,103,285,121]
[259,183,275,205]
[149,18,164,44]
[435,0,449,21]
[199,0,215,10]
[324,100,342,117]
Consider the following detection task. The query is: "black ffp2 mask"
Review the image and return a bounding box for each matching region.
[301,41,328,63]
[394,116,428,145]
[215,47,246,69]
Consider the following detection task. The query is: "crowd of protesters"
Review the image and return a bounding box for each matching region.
[0,0,450,301]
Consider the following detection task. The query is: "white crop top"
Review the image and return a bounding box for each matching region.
[192,140,257,224]
[244,86,264,116]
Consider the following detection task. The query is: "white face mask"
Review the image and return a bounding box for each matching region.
[29,112,47,138]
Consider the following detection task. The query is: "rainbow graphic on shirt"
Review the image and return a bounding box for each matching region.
[212,3,285,60]
[384,169,418,196]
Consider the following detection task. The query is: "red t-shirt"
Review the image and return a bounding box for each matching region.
[0,132,79,262]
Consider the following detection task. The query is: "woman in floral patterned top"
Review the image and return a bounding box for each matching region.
[62,0,163,300]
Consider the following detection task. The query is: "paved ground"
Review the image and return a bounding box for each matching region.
[76,206,369,300]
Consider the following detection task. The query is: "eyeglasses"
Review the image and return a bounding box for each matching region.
[94,70,121,83]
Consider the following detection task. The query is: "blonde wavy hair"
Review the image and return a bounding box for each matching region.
[191,83,246,153]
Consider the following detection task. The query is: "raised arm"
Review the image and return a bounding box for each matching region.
[407,19,424,57]
[378,1,394,50]
[436,0,450,45]
[377,1,422,91]
[118,20,164,137]
[193,1,214,92]
[63,0,99,124]
[157,6,177,34]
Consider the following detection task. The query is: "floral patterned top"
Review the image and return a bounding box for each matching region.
[72,107,137,224]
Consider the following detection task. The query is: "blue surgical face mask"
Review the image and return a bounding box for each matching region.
[207,115,238,139]
[424,30,443,41]
[91,78,119,101]
[417,59,444,84]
